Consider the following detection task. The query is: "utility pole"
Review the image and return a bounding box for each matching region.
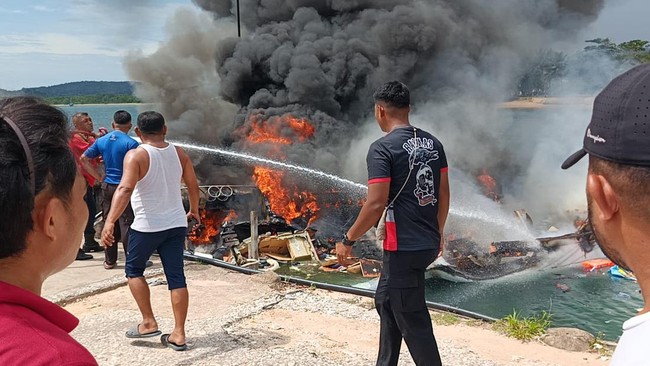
[236,0,241,38]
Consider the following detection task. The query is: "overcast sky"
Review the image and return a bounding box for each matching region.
[0,0,647,90]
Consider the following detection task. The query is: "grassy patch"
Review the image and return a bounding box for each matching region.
[431,313,461,326]
[590,332,614,357]
[493,310,552,341]
[466,319,487,328]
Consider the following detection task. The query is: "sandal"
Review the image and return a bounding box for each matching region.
[160,334,188,351]
[125,324,161,339]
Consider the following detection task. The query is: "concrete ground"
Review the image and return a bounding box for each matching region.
[44,248,611,366]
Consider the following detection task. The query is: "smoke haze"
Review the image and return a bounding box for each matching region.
[125,0,617,237]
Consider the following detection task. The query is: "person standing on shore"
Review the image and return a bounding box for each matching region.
[336,81,449,366]
[82,110,139,270]
[101,111,200,351]
[561,64,650,365]
[69,112,103,259]
[0,97,97,365]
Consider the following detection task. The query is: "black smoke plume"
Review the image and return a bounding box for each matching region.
[126,0,606,226]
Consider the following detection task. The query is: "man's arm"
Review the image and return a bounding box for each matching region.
[346,182,390,241]
[81,142,104,182]
[100,149,141,246]
[177,146,201,224]
[80,155,104,183]
[336,182,389,264]
[437,170,450,254]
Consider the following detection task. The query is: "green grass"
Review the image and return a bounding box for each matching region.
[432,313,461,326]
[466,319,487,327]
[590,332,614,357]
[493,310,552,341]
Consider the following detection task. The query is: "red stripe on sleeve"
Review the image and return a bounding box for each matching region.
[368,177,391,184]
[441,167,449,173]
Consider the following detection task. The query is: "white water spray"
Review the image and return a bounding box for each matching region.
[172,140,368,192]
[175,140,539,243]
[449,206,537,242]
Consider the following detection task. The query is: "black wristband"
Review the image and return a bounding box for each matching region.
[342,233,355,247]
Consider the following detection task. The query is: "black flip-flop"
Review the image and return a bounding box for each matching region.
[125,324,162,339]
[161,334,188,351]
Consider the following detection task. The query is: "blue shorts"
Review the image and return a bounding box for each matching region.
[126,227,187,290]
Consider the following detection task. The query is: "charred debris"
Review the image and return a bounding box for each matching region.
[182,185,596,282]
[183,185,382,278]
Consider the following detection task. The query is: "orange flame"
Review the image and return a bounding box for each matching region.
[243,114,320,224]
[246,115,315,146]
[477,169,500,202]
[189,209,238,244]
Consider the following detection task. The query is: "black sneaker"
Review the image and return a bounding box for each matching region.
[76,249,93,261]
[83,242,104,253]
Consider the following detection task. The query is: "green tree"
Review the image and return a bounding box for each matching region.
[517,50,567,96]
[584,38,650,64]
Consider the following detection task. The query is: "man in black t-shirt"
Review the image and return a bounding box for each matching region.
[337,81,449,366]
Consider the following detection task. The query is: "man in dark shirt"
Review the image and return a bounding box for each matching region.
[337,81,449,366]
[82,110,139,269]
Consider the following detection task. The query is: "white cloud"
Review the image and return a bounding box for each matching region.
[0,52,127,89]
[0,33,122,56]
[0,7,23,13]
[32,5,55,12]
[0,1,195,89]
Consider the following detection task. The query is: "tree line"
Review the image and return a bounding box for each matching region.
[45,94,140,105]
[0,81,141,105]
[517,39,650,97]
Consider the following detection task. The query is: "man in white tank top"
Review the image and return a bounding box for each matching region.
[101,111,200,351]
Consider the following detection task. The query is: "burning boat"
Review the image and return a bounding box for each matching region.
[178,113,599,283]
[428,238,540,282]
[428,216,599,282]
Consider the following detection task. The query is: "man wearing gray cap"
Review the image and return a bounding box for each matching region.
[562,63,650,365]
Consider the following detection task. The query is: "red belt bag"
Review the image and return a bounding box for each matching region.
[375,127,417,246]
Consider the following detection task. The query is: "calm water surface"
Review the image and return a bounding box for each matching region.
[59,104,142,131]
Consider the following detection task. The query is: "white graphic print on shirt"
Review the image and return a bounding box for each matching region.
[403,137,440,206]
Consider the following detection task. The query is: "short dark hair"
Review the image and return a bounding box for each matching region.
[373,81,410,109]
[0,97,77,259]
[137,111,165,134]
[589,156,650,219]
[113,110,132,125]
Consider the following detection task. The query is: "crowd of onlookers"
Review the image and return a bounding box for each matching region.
[0,99,200,363]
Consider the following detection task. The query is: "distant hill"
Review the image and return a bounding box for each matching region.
[0,88,21,97]
[0,81,139,104]
[22,81,134,97]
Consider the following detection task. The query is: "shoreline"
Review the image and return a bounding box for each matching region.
[54,102,155,107]
[499,97,595,109]
[54,97,595,110]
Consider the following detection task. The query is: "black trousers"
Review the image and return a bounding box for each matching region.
[375,250,442,366]
[102,183,135,265]
[83,184,96,243]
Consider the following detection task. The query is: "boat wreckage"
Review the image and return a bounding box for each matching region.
[181,185,598,283]
[183,185,382,278]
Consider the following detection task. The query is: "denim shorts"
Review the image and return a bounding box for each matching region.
[126,227,187,290]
